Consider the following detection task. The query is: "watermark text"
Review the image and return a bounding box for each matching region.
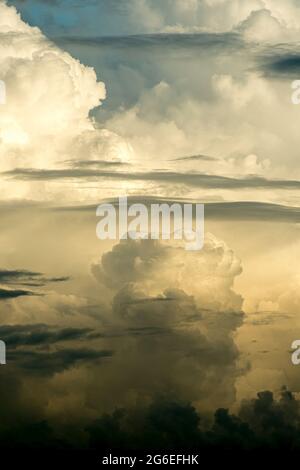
[96,197,204,251]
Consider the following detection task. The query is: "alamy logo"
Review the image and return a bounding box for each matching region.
[0,80,6,105]
[96,196,204,251]
[0,341,6,365]
[291,340,300,365]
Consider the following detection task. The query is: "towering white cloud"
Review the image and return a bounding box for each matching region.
[93,234,243,311]
[0,1,131,173]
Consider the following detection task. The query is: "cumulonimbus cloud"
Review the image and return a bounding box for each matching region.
[90,234,244,411]
[0,1,132,177]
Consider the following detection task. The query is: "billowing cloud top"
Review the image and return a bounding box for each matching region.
[0,1,132,177]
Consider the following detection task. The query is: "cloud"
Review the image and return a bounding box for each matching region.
[0,287,36,299]
[1,386,300,451]
[9,0,300,42]
[0,1,132,181]
[56,32,240,49]
[102,62,299,185]
[260,52,300,78]
[2,1,300,205]
[0,268,69,287]
[93,234,243,310]
[10,347,113,376]
[86,388,300,452]
[4,167,300,191]
[56,197,300,223]
[0,323,92,347]
[236,8,292,42]
[89,235,244,411]
[0,265,70,301]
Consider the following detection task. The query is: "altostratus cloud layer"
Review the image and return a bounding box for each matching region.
[9,0,300,42]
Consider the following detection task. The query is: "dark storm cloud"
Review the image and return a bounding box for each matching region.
[87,399,203,451]
[10,347,113,376]
[86,389,300,451]
[0,287,36,299]
[4,167,300,191]
[0,324,93,348]
[0,269,70,287]
[255,42,300,78]
[0,323,172,347]
[259,52,300,78]
[0,324,114,378]
[268,55,300,76]
[1,387,300,452]
[0,267,70,300]
[0,269,42,282]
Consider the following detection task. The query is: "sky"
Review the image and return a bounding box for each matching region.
[0,0,300,453]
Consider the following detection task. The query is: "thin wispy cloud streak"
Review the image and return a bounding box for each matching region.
[55,198,300,222]
[3,168,300,191]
